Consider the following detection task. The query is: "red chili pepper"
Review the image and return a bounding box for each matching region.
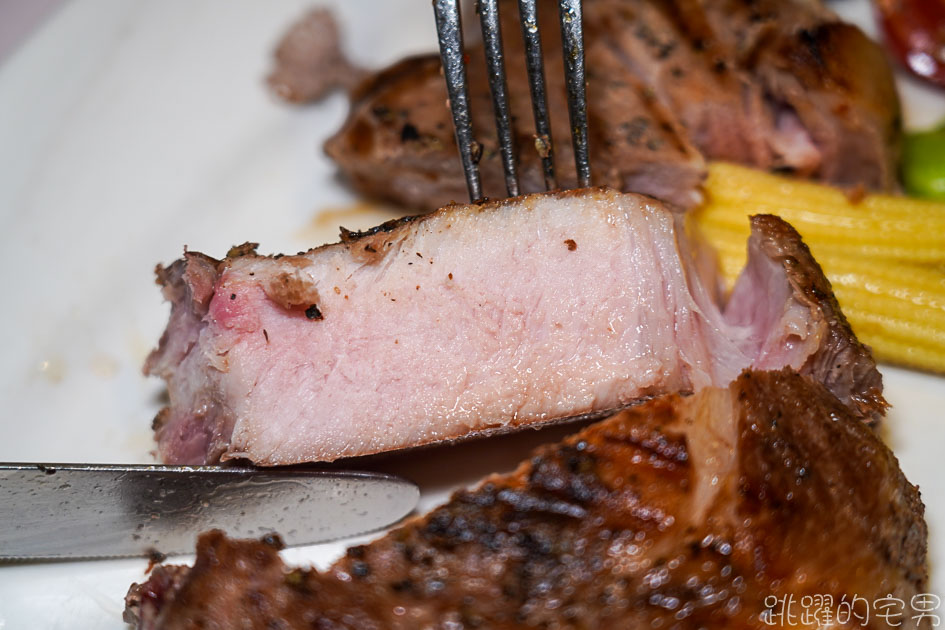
[875,0,945,88]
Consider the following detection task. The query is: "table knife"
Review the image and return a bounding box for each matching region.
[0,463,419,560]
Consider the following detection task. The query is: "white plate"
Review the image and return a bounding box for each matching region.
[0,1,943,627]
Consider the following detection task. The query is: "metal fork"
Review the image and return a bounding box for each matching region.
[433,0,590,202]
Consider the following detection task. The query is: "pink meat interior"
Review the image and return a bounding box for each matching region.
[148,190,834,465]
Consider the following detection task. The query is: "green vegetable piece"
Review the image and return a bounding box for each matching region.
[903,123,945,201]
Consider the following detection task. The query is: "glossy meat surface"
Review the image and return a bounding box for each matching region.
[125,370,925,630]
[145,189,882,465]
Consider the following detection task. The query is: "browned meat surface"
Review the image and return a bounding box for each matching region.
[324,11,705,210]
[322,0,900,211]
[266,9,366,104]
[724,214,885,421]
[124,369,926,630]
[145,189,882,465]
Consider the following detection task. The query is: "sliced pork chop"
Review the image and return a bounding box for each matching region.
[322,0,900,212]
[125,369,925,630]
[145,189,882,465]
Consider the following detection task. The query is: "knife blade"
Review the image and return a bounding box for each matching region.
[0,463,419,560]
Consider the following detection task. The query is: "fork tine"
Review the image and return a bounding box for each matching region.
[479,0,520,198]
[434,0,483,202]
[518,0,557,190]
[557,0,591,187]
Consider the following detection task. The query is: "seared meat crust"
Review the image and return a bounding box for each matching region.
[742,215,886,421]
[323,0,900,211]
[125,370,925,630]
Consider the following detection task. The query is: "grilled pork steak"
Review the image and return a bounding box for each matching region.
[146,189,882,465]
[322,0,900,211]
[125,369,925,630]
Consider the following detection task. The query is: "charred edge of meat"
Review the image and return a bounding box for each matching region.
[226,188,620,264]
[125,369,925,629]
[146,186,636,385]
[225,242,259,259]
[749,214,886,422]
[148,187,621,344]
[338,214,422,243]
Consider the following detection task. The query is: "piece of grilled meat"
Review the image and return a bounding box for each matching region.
[125,369,924,630]
[145,189,882,466]
[322,0,900,211]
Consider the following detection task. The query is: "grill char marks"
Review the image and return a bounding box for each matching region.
[124,370,926,630]
[735,372,927,594]
[324,0,899,212]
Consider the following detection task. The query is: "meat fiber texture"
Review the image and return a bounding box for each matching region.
[125,369,922,630]
[145,188,882,466]
[322,0,901,212]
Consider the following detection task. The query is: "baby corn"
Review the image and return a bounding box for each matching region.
[692,162,945,373]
